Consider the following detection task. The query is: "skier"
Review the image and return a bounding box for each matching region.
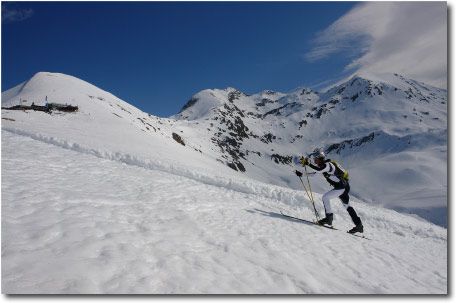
[295,151,364,234]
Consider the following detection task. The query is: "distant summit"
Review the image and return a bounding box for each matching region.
[2,72,447,226]
[170,72,447,226]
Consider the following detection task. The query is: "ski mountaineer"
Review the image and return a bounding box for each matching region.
[295,152,364,234]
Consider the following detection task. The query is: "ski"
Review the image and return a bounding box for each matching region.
[279,211,372,240]
[279,211,338,230]
[347,232,372,240]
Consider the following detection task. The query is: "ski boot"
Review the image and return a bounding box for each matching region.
[318,213,333,226]
[348,223,364,234]
[347,207,363,234]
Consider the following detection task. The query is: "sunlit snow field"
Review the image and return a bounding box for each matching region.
[2,130,447,294]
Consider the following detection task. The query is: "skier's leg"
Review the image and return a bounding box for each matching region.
[339,184,363,232]
[339,185,352,209]
[347,207,362,226]
[322,188,345,214]
[319,188,344,225]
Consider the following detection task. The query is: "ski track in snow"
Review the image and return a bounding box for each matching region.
[1,130,447,294]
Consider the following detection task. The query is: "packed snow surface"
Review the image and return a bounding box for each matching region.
[1,130,447,294]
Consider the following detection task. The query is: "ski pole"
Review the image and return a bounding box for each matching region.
[297,175,312,204]
[297,175,321,222]
[304,165,315,206]
[295,156,314,203]
[304,165,320,222]
[295,157,320,222]
[300,156,319,220]
[304,166,320,221]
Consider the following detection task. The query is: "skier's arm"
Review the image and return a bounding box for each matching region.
[306,162,332,174]
[298,157,332,175]
[294,170,317,178]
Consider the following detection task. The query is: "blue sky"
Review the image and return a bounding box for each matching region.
[2,1,447,117]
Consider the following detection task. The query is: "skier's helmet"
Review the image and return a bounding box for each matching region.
[314,151,325,160]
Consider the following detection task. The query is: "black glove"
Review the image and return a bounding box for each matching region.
[295,170,303,177]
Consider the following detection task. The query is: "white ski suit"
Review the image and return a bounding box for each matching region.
[306,161,351,214]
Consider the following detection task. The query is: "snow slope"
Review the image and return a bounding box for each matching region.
[1,130,447,294]
[0,72,242,181]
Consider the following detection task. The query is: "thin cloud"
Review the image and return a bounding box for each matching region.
[2,3,34,23]
[306,2,447,89]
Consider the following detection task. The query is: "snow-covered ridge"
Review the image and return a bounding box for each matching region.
[3,126,446,240]
[169,72,446,226]
[2,121,446,235]
[2,126,306,206]
[2,72,447,227]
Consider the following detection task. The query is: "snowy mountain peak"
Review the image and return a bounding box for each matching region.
[1,72,241,179]
[2,71,121,109]
[1,71,447,228]
[170,72,446,226]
